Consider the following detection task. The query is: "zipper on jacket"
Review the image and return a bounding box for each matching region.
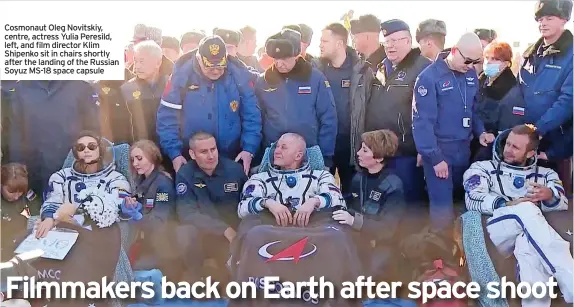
[387,84,408,92]
[397,113,405,142]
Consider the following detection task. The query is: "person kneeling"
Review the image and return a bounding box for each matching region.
[174,132,247,281]
[238,133,345,227]
[332,130,407,277]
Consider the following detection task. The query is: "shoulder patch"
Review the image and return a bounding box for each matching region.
[176,182,187,195]
[155,192,169,202]
[464,175,481,192]
[324,80,330,88]
[417,85,427,97]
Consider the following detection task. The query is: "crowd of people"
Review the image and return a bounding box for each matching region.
[1,0,573,306]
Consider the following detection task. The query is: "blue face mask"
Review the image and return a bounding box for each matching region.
[483,63,501,77]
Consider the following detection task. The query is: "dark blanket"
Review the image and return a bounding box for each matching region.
[229,211,363,307]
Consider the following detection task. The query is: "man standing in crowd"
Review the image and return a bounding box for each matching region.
[366,19,431,204]
[520,0,573,194]
[157,36,261,174]
[255,28,337,168]
[116,41,172,144]
[180,30,206,53]
[214,28,242,57]
[318,22,374,197]
[412,33,495,232]
[350,14,386,71]
[161,36,182,63]
[416,19,447,62]
[175,132,247,281]
[7,81,100,195]
[299,23,319,67]
[238,25,264,72]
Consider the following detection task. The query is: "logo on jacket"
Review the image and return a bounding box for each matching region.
[102,87,110,95]
[442,80,451,87]
[396,71,406,81]
[176,183,187,194]
[264,87,277,92]
[194,183,206,189]
[258,237,317,264]
[324,80,331,88]
[132,90,141,99]
[229,100,239,112]
[512,106,525,116]
[369,190,382,201]
[189,84,200,91]
[417,85,427,97]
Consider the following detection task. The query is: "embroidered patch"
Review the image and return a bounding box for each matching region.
[286,196,301,208]
[145,198,154,208]
[417,85,428,97]
[189,84,200,90]
[369,190,382,201]
[512,106,525,116]
[442,80,451,87]
[341,80,351,88]
[194,183,206,188]
[132,90,141,99]
[324,80,330,88]
[224,182,238,193]
[466,77,475,82]
[298,86,312,94]
[26,190,36,201]
[229,100,239,112]
[176,183,187,194]
[155,192,169,202]
[464,175,481,191]
[263,87,277,92]
[244,184,255,197]
[396,70,406,81]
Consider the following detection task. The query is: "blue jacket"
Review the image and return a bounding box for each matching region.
[476,67,526,133]
[157,51,262,161]
[348,168,406,243]
[519,30,573,160]
[7,80,100,195]
[134,168,176,227]
[255,57,338,159]
[175,158,247,235]
[412,53,486,166]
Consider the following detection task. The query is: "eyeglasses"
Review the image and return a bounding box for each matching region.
[458,49,481,65]
[75,142,98,152]
[382,37,409,46]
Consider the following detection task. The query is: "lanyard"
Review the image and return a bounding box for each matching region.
[451,72,467,112]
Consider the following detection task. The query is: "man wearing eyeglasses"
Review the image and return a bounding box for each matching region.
[365,19,431,206]
[157,36,262,175]
[412,32,495,233]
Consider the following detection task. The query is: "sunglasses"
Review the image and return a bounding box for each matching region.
[458,49,481,65]
[75,142,98,152]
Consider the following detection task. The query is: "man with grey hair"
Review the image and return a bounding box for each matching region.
[416,19,447,61]
[238,133,345,227]
[113,40,173,144]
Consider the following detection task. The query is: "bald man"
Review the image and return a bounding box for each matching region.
[412,32,495,233]
[238,133,345,227]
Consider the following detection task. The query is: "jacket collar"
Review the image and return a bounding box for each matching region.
[480,67,517,101]
[190,160,224,179]
[523,29,573,58]
[264,56,312,86]
[392,48,423,72]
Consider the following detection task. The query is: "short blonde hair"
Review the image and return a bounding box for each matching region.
[361,129,399,160]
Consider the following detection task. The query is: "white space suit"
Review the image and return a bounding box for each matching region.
[40,140,131,227]
[463,131,572,307]
[238,157,345,218]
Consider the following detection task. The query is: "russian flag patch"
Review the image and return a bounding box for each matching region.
[145,198,154,208]
[512,106,525,116]
[298,86,311,94]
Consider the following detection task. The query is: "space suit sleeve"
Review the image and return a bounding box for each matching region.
[412,75,444,166]
[238,175,268,218]
[157,70,185,161]
[315,171,345,209]
[107,173,131,195]
[540,169,568,212]
[463,162,506,215]
[41,171,67,220]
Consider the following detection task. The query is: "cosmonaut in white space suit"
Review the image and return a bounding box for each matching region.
[463,125,572,307]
